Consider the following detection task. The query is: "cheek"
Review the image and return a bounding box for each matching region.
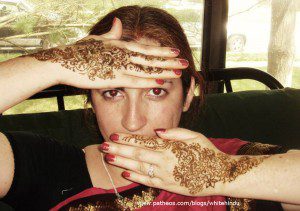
[91,92,122,139]
[147,98,183,128]
[96,106,123,141]
[147,82,184,128]
[95,105,121,125]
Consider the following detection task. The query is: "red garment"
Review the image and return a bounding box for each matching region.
[50,138,248,211]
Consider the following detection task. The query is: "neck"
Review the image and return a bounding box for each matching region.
[100,151,133,188]
[84,144,133,190]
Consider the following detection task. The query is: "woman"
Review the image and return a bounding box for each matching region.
[0,6,299,211]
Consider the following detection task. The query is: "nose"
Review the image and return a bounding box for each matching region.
[121,98,147,132]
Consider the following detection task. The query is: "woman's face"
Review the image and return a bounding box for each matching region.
[91,37,189,141]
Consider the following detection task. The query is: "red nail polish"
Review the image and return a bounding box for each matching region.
[154,128,166,133]
[110,134,119,141]
[105,154,115,162]
[99,142,109,151]
[170,48,180,54]
[179,59,189,66]
[113,17,117,24]
[155,79,165,85]
[173,69,182,75]
[122,171,130,178]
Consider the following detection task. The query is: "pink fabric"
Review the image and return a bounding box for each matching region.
[50,138,248,211]
[209,137,248,155]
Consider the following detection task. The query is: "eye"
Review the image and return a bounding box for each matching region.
[102,90,122,99]
[148,88,167,97]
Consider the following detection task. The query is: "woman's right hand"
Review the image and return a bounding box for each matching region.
[24,18,189,89]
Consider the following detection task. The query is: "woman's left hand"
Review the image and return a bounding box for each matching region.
[98,128,266,197]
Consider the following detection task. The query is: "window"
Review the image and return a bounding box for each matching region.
[226,0,300,91]
[1,0,204,114]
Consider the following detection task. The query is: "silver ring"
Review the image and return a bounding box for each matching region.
[147,164,155,178]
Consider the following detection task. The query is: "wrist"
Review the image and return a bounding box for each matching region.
[214,153,238,196]
[216,153,270,197]
[19,54,62,86]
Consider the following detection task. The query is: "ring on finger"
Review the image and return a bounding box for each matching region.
[147,164,155,178]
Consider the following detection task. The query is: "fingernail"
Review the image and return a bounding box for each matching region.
[110,134,119,141]
[179,59,189,67]
[155,79,165,85]
[154,128,166,133]
[122,171,130,178]
[170,48,180,54]
[105,154,115,162]
[173,69,182,75]
[99,142,109,151]
[113,17,117,24]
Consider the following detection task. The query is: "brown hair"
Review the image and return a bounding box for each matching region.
[82,5,205,133]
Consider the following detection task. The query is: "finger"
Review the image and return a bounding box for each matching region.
[104,153,162,178]
[123,64,182,79]
[99,141,162,164]
[130,56,189,69]
[121,170,163,188]
[78,75,166,89]
[109,133,168,151]
[154,127,201,141]
[117,76,173,88]
[96,75,166,88]
[116,41,181,58]
[101,17,123,40]
[78,17,122,42]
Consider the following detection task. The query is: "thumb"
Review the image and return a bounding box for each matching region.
[102,17,123,39]
[154,127,201,141]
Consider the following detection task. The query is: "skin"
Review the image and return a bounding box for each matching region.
[83,26,300,208]
[0,17,298,209]
[91,37,186,135]
[0,18,190,201]
[95,108,300,208]
[87,37,270,197]
[85,37,191,189]
[26,38,168,81]
[117,134,269,195]
[0,18,189,114]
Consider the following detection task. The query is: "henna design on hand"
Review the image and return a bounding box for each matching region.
[122,135,270,195]
[24,39,166,81]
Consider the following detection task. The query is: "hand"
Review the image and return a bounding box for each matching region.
[22,18,188,89]
[99,128,269,197]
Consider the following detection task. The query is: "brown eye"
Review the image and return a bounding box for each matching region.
[148,88,167,97]
[108,90,118,97]
[102,90,122,98]
[152,88,162,95]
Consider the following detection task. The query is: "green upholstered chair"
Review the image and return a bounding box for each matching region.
[0,87,299,209]
[1,87,299,148]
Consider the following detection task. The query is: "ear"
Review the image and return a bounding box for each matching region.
[182,77,195,112]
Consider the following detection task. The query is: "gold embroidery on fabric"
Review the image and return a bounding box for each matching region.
[67,187,160,211]
[115,187,160,210]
